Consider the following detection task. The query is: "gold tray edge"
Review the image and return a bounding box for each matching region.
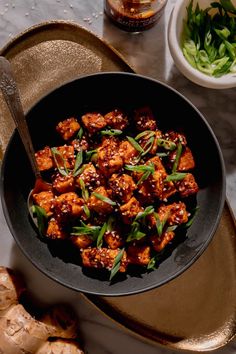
[82,201,236,352]
[0,19,136,74]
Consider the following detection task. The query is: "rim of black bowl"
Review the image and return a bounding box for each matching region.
[0,72,226,296]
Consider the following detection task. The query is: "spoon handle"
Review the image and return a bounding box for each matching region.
[0,56,40,179]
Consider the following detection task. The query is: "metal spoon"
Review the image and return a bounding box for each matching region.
[0,56,51,219]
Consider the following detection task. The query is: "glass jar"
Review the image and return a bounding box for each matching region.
[104,0,168,32]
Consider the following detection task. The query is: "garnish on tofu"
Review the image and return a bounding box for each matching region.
[33,106,199,281]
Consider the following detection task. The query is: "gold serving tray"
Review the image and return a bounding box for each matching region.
[0,20,235,353]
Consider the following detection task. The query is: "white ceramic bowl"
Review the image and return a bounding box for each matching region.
[167,0,236,89]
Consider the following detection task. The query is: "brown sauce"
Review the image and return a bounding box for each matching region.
[104,0,167,32]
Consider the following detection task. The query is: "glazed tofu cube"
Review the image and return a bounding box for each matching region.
[159,181,177,201]
[150,231,175,252]
[81,248,128,272]
[120,197,143,224]
[97,137,123,176]
[52,173,75,194]
[32,191,54,216]
[104,109,128,130]
[88,186,114,214]
[150,170,167,198]
[175,173,199,198]
[139,130,162,155]
[71,136,89,152]
[136,181,155,205]
[127,245,151,266]
[81,112,107,134]
[178,147,196,171]
[75,163,103,191]
[158,202,188,225]
[35,146,53,171]
[70,234,93,249]
[53,192,84,222]
[46,218,67,240]
[104,230,124,249]
[119,140,139,164]
[134,106,157,131]
[164,131,187,146]
[52,145,75,170]
[109,173,137,203]
[56,117,80,141]
[147,156,166,173]
[169,147,195,171]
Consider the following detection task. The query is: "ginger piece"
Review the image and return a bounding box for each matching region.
[0,267,84,354]
[0,267,25,317]
[36,339,84,354]
[40,304,79,339]
[0,304,56,354]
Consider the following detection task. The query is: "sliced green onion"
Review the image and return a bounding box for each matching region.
[126,222,146,242]
[172,143,182,173]
[51,147,69,176]
[96,222,107,248]
[157,138,176,151]
[156,152,169,157]
[141,136,155,156]
[125,164,155,173]
[135,206,154,221]
[77,127,84,139]
[31,205,48,237]
[155,212,168,237]
[92,192,116,206]
[85,149,97,162]
[109,248,125,281]
[137,170,152,185]
[101,129,122,136]
[73,150,83,176]
[71,222,101,241]
[83,205,90,218]
[135,130,156,140]
[79,178,89,201]
[126,136,144,153]
[165,172,187,182]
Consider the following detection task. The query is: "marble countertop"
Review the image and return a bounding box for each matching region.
[0,1,235,353]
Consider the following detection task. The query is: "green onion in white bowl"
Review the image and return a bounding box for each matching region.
[167,0,236,88]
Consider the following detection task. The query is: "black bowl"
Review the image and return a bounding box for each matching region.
[0,72,225,296]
